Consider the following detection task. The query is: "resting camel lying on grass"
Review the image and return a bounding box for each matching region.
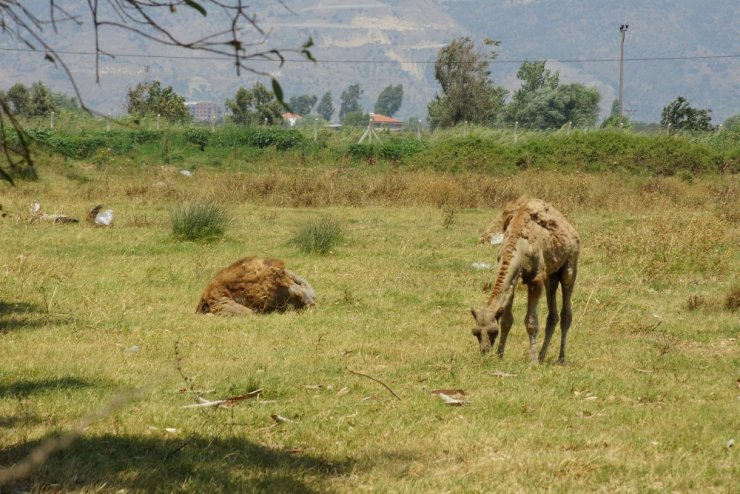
[471,196,580,363]
[196,257,315,316]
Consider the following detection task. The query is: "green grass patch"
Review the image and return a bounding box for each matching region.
[289,216,343,254]
[170,200,228,241]
[0,157,737,493]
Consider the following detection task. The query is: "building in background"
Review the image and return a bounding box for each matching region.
[281,112,303,127]
[371,113,403,130]
[185,101,222,122]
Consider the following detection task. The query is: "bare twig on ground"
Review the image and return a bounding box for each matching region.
[346,367,401,400]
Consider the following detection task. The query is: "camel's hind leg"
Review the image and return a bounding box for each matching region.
[557,261,578,364]
[524,279,544,363]
[538,275,560,362]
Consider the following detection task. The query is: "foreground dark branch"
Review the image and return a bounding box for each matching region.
[0,388,144,487]
[0,0,314,182]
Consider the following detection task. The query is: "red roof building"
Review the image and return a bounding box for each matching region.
[370,113,403,129]
[281,112,303,127]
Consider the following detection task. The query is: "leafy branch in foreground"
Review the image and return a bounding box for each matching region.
[0,1,315,182]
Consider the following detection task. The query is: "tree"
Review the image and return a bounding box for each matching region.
[6,83,30,115]
[288,94,318,116]
[52,92,80,112]
[722,114,740,132]
[341,111,370,127]
[316,92,335,122]
[427,37,507,128]
[374,84,403,117]
[0,82,65,117]
[509,84,600,129]
[505,60,559,124]
[28,82,56,117]
[0,2,314,184]
[504,60,600,129]
[226,83,283,126]
[339,84,363,120]
[660,96,713,132]
[126,81,190,123]
[601,98,630,128]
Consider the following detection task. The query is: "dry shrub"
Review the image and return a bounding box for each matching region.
[118,166,734,214]
[726,286,740,311]
[591,210,733,284]
[708,182,739,222]
[686,294,707,311]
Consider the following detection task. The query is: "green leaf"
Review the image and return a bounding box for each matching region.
[271,79,286,107]
[183,0,207,16]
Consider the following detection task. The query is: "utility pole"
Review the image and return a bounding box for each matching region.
[618,24,629,122]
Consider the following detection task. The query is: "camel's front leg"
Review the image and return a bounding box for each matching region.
[496,304,514,358]
[525,280,543,363]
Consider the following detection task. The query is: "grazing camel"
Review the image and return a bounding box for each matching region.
[196,257,315,316]
[470,196,580,363]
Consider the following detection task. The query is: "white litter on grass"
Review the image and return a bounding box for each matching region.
[471,262,493,270]
[436,393,469,407]
[489,233,504,245]
[95,209,114,226]
[179,170,193,177]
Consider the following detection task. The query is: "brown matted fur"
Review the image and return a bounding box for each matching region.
[196,257,316,316]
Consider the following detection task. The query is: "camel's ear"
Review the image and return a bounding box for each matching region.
[470,308,478,320]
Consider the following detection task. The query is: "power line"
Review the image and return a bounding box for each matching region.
[0,46,737,65]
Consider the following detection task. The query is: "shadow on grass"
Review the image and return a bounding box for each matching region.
[0,301,67,332]
[0,377,93,398]
[1,433,353,493]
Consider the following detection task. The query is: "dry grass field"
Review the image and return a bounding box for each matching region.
[1,160,738,492]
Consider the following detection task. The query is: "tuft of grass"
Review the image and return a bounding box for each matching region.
[290,216,343,254]
[170,200,228,241]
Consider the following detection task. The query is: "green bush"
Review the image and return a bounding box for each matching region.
[406,130,726,175]
[290,216,343,254]
[347,138,428,162]
[170,200,228,241]
[185,127,210,151]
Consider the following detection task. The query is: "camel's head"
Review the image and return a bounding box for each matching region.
[470,306,501,354]
[282,271,316,311]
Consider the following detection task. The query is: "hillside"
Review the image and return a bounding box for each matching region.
[0,0,737,123]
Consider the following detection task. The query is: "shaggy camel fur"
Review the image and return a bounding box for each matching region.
[196,257,315,316]
[471,196,580,363]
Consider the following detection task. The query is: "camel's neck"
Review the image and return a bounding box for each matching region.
[487,236,522,309]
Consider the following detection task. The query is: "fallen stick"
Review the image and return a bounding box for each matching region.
[346,367,401,400]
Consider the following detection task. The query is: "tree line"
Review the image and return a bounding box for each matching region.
[0,37,730,133]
